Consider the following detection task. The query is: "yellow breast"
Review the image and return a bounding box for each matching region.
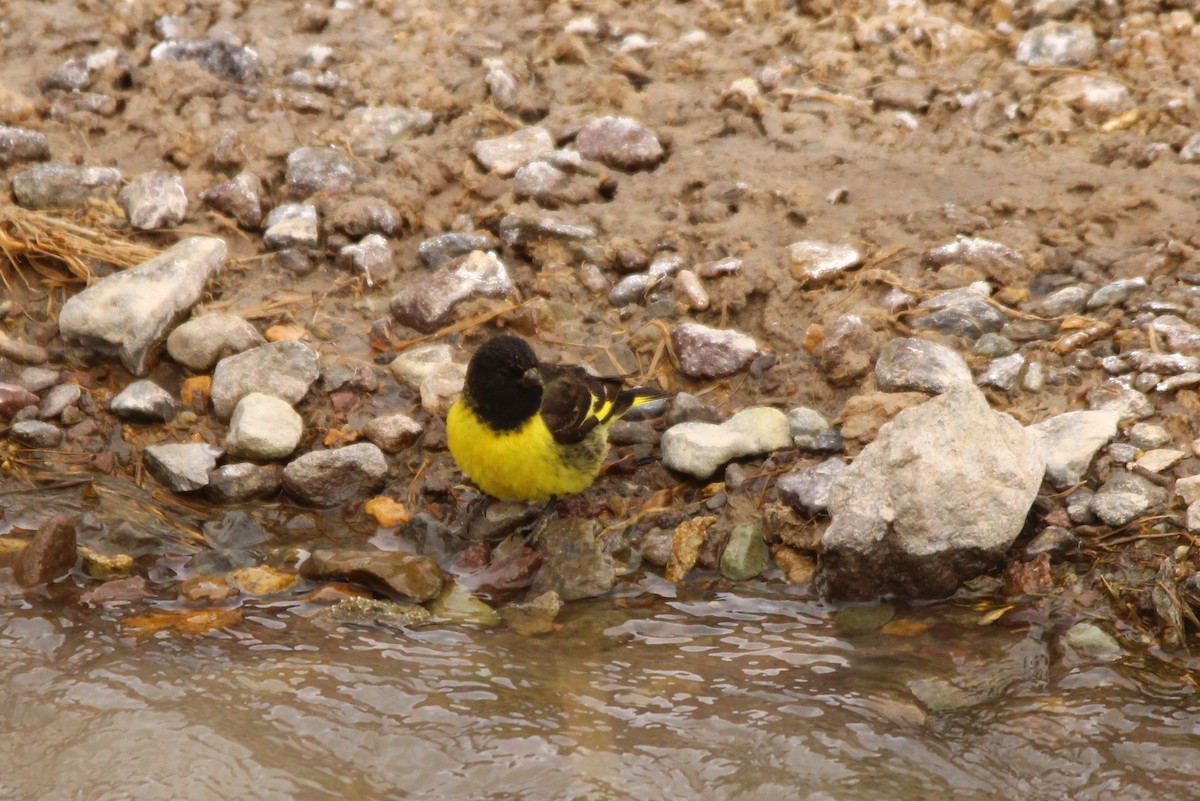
[446,399,607,502]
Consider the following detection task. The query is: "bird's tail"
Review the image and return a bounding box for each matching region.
[605,386,673,424]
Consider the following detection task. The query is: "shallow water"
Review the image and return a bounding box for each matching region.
[3,571,1199,801]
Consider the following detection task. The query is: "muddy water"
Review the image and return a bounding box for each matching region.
[3,571,1198,801]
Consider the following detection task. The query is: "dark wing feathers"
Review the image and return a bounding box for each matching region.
[538,362,666,445]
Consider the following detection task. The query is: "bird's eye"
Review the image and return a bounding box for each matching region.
[522,367,542,385]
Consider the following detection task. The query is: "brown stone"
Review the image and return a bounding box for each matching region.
[13,515,77,587]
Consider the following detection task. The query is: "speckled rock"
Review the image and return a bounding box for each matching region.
[813,315,882,387]
[529,518,615,601]
[473,126,554,176]
[573,116,664,171]
[499,590,562,635]
[1015,22,1098,68]
[207,462,284,503]
[1090,471,1168,527]
[40,48,121,92]
[0,383,39,420]
[286,146,357,196]
[926,236,1028,286]
[418,232,502,268]
[0,126,49,167]
[225,392,303,459]
[390,251,515,333]
[363,413,423,452]
[12,163,121,209]
[875,337,972,394]
[118,171,188,229]
[263,203,319,250]
[776,458,849,515]
[59,237,225,375]
[144,443,224,493]
[822,387,1044,600]
[1085,380,1153,421]
[9,420,63,448]
[911,283,1005,338]
[38,383,80,419]
[210,340,320,419]
[283,443,389,507]
[342,105,435,159]
[336,234,392,286]
[787,241,864,283]
[661,407,791,479]
[388,343,454,390]
[671,322,761,379]
[978,353,1025,391]
[201,172,264,229]
[110,380,179,422]
[166,313,265,372]
[149,36,260,82]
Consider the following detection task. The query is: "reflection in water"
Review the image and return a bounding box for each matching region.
[2,580,1199,801]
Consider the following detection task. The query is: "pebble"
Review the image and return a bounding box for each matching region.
[110,380,179,422]
[1100,355,1131,375]
[15,367,59,393]
[1036,285,1090,317]
[661,407,791,479]
[118,171,188,229]
[608,274,655,306]
[1064,622,1121,656]
[200,172,264,229]
[282,442,389,507]
[499,590,562,636]
[1015,22,1099,68]
[388,343,454,390]
[813,315,881,387]
[1175,475,1200,506]
[418,232,502,268]
[0,84,35,122]
[697,256,742,278]
[143,442,224,492]
[1086,277,1145,310]
[823,387,1044,600]
[1090,471,1167,527]
[0,126,49,166]
[573,115,664,171]
[263,203,319,250]
[341,105,434,159]
[497,213,597,252]
[1133,448,1184,474]
[40,48,121,92]
[871,80,934,113]
[9,420,63,448]
[226,565,297,596]
[38,383,80,419]
[0,334,49,367]
[978,353,1025,390]
[1048,75,1133,120]
[529,519,616,601]
[1188,501,1200,534]
[719,524,770,581]
[203,511,268,550]
[911,283,1005,338]
[59,237,226,375]
[973,333,1017,358]
[310,597,431,630]
[363,413,423,452]
[12,163,121,209]
[674,269,710,311]
[1128,423,1170,450]
[149,36,260,82]
[874,337,973,394]
[390,250,515,333]
[786,240,864,283]
[420,365,467,415]
[926,236,1027,285]
[1180,134,1200,164]
[336,234,392,286]
[210,340,321,419]
[301,549,444,601]
[428,583,500,627]
[49,92,118,119]
[166,313,265,372]
[1027,410,1119,488]
[225,392,304,460]
[472,126,554,176]
[13,515,76,588]
[1085,380,1154,421]
[207,462,284,503]
[1065,488,1096,523]
[776,458,849,515]
[787,407,830,449]
[1128,351,1199,375]
[1156,373,1200,393]
[0,383,39,420]
[670,322,761,379]
[286,146,357,196]
[78,547,134,581]
[1107,443,1137,464]
[1025,526,1078,558]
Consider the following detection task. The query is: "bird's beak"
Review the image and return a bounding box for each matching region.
[522,367,542,386]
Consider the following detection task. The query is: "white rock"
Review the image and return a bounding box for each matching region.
[1027,410,1120,489]
[1133,449,1185,474]
[661,407,791,479]
[263,203,319,249]
[472,127,554,177]
[875,337,973,394]
[166,313,265,371]
[786,241,864,282]
[388,344,454,391]
[225,392,303,459]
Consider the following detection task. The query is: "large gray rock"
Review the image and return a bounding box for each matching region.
[875,337,972,394]
[143,443,224,492]
[225,392,303,459]
[1090,471,1168,527]
[282,442,388,506]
[1027,410,1119,489]
[822,387,1044,600]
[661,407,790,479]
[166,313,265,372]
[58,237,226,375]
[210,340,320,419]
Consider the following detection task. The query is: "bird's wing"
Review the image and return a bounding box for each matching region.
[539,364,636,445]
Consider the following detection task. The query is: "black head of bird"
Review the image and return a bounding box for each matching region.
[465,334,544,431]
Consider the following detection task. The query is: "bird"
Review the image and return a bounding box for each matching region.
[447,333,669,503]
